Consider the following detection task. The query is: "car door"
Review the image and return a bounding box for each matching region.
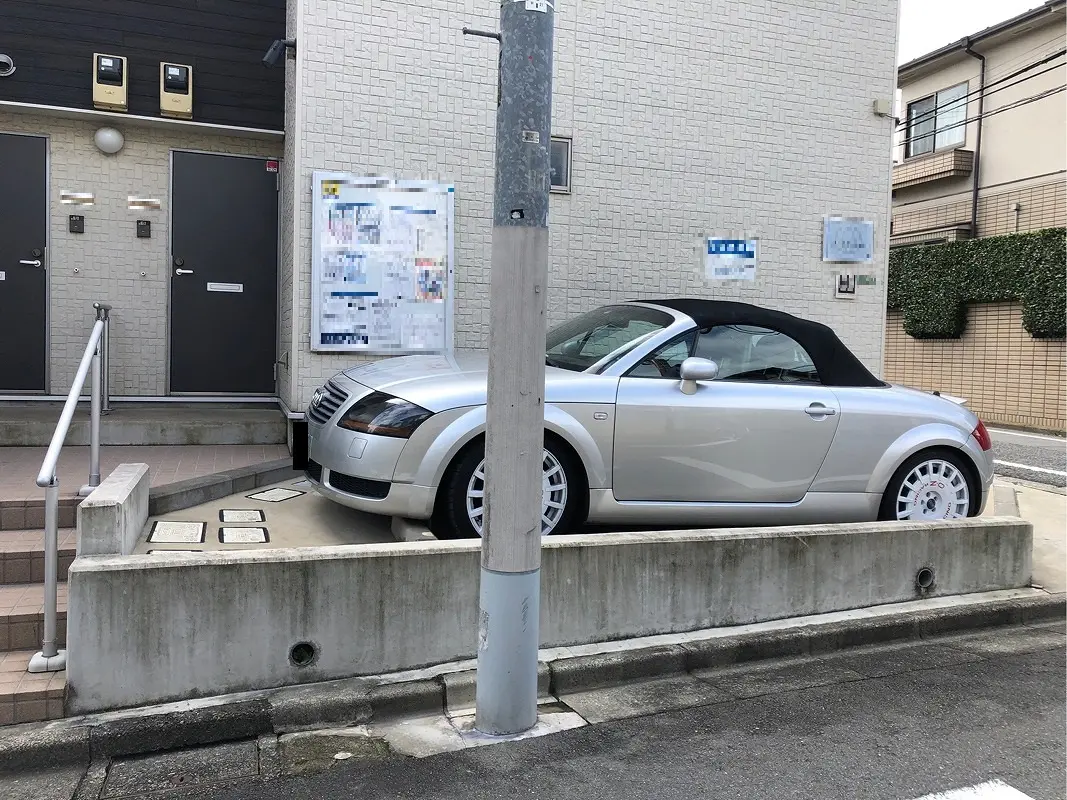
[612,324,841,503]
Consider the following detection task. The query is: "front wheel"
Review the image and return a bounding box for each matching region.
[879,449,978,521]
[435,439,582,539]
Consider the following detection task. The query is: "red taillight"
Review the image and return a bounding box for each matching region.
[972,419,992,451]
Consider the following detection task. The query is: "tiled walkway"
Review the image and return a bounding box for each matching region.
[0,445,290,503]
[0,650,65,725]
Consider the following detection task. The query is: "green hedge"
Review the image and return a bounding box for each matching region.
[887,227,1066,339]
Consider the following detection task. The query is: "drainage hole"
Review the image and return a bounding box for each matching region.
[289,641,318,667]
[915,567,935,591]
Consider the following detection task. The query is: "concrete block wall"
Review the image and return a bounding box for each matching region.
[66,517,1032,713]
[281,0,900,411]
[0,111,280,396]
[77,463,150,557]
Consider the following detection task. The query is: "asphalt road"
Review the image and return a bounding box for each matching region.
[83,624,1064,800]
[991,428,1067,488]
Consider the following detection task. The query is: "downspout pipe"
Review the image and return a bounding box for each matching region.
[964,38,986,238]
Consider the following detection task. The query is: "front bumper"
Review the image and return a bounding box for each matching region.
[306,395,438,519]
[303,461,438,519]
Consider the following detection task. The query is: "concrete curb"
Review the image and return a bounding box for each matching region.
[0,589,1062,773]
[148,459,300,515]
[993,483,1020,517]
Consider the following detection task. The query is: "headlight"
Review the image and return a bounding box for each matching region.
[337,392,432,438]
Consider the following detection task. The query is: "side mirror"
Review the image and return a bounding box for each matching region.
[679,357,718,395]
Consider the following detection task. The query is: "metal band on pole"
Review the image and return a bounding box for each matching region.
[475,0,555,737]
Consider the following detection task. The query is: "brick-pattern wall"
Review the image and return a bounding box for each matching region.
[277,0,300,410]
[0,112,280,396]
[284,0,900,409]
[884,304,1066,432]
[891,177,1066,241]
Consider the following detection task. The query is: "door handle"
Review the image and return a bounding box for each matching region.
[19,260,42,267]
[805,403,837,417]
[175,268,194,276]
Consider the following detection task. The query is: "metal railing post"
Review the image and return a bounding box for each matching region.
[93,303,111,415]
[79,345,102,497]
[28,480,66,673]
[31,307,105,674]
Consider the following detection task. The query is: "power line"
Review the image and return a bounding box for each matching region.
[898,47,1065,130]
[902,84,1066,148]
[899,61,1065,132]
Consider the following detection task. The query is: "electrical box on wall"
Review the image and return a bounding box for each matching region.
[92,53,127,112]
[160,63,193,119]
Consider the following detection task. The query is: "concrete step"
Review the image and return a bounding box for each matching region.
[0,530,77,584]
[0,499,78,532]
[0,402,288,447]
[0,583,67,654]
[0,650,65,726]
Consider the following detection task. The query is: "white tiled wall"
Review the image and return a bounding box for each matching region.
[284,0,900,409]
[0,112,280,396]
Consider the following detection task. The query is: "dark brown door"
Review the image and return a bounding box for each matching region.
[0,133,48,392]
[169,151,279,394]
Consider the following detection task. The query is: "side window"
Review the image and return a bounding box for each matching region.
[694,325,820,384]
[628,333,695,378]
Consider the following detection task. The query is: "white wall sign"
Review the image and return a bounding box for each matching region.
[706,238,758,281]
[823,216,874,263]
[310,172,455,353]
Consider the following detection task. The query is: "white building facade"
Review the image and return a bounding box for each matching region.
[278,0,901,417]
[0,0,900,439]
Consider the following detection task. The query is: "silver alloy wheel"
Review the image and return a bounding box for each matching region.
[465,449,569,537]
[894,458,970,520]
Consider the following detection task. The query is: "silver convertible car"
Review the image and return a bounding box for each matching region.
[305,299,994,538]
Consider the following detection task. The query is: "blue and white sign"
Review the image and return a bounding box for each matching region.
[706,238,758,282]
[823,216,874,263]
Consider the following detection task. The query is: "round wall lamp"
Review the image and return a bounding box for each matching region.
[93,127,124,155]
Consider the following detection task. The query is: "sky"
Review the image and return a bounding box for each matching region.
[897,0,1046,63]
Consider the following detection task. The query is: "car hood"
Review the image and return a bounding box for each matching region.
[341,351,618,412]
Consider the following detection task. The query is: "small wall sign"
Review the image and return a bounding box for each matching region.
[823,216,874,263]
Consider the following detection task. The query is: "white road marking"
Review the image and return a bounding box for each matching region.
[995,460,1067,477]
[989,428,1066,443]
[907,779,1036,799]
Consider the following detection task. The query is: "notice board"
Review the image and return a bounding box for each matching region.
[310,173,455,353]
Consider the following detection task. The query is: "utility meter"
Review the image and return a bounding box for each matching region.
[160,62,193,119]
[92,53,127,112]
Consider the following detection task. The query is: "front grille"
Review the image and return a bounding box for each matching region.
[328,470,390,500]
[306,380,349,425]
[305,459,323,483]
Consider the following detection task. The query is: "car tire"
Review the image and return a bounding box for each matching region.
[878,448,979,522]
[434,437,584,539]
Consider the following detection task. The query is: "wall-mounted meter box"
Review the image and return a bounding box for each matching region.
[160,63,193,119]
[92,53,127,112]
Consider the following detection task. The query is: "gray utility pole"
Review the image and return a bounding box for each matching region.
[474,0,555,737]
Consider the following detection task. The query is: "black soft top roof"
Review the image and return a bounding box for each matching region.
[637,298,885,388]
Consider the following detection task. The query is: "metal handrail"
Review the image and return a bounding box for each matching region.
[29,304,111,674]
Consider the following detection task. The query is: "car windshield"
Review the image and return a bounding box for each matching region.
[545,305,674,372]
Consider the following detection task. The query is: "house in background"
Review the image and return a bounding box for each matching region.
[886,0,1066,432]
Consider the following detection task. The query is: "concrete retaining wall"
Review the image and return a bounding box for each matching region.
[77,464,150,557]
[66,517,1033,713]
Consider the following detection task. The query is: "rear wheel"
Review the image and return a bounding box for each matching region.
[879,449,978,521]
[435,438,582,539]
